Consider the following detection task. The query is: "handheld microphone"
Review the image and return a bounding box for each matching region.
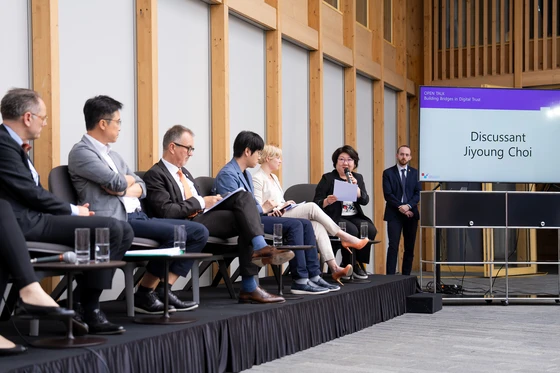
[30,251,77,264]
[344,168,352,184]
[432,183,442,191]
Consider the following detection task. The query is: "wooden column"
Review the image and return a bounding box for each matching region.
[31,0,60,183]
[372,0,386,274]
[395,0,407,147]
[265,0,283,181]
[424,0,433,84]
[31,0,60,294]
[309,0,324,183]
[342,0,357,147]
[210,2,230,176]
[136,0,158,171]
[513,0,523,87]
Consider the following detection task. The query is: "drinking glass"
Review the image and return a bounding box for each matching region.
[338,222,346,232]
[174,225,187,251]
[360,222,368,239]
[273,224,283,246]
[75,228,90,264]
[95,228,110,263]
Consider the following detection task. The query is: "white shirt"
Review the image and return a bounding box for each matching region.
[84,134,141,213]
[161,158,205,209]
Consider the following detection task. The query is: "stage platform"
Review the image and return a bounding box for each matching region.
[1,275,416,373]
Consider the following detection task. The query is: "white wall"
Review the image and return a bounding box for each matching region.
[0,1,30,98]
[384,87,398,169]
[158,0,210,177]
[281,40,309,188]
[229,15,266,155]
[59,0,136,168]
[323,59,345,174]
[356,75,374,220]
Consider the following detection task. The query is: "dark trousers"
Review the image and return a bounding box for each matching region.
[127,212,209,278]
[386,215,418,275]
[193,191,261,277]
[24,213,134,290]
[0,199,38,297]
[336,215,377,266]
[262,216,321,280]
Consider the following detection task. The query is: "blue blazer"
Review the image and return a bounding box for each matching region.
[214,158,263,214]
[382,165,421,221]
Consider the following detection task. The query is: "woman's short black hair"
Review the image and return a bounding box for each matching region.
[331,145,360,169]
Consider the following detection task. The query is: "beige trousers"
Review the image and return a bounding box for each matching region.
[283,202,340,262]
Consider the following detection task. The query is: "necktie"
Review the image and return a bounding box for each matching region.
[401,169,407,202]
[21,143,32,153]
[177,169,193,199]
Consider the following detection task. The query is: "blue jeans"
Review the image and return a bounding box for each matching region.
[261,216,320,280]
[128,212,209,278]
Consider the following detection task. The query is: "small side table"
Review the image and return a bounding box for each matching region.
[273,245,314,300]
[31,260,126,349]
[125,253,212,325]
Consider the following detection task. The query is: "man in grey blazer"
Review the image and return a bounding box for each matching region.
[68,95,209,314]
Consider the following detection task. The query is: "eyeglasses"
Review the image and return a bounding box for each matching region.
[31,113,48,123]
[102,118,122,126]
[174,142,195,153]
[338,158,354,164]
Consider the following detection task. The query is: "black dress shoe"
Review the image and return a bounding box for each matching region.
[353,263,368,279]
[83,309,125,335]
[134,291,176,315]
[155,285,198,312]
[15,299,75,319]
[0,344,27,356]
[70,303,89,336]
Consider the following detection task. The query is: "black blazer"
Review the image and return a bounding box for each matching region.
[142,160,203,219]
[0,125,71,233]
[313,169,373,224]
[382,165,421,221]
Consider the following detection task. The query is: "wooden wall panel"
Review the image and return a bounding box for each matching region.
[321,2,344,45]
[281,0,309,25]
[356,23,372,60]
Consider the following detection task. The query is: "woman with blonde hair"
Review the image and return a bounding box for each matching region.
[252,145,369,285]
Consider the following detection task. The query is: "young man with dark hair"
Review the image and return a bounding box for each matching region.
[215,131,336,297]
[0,88,134,335]
[383,145,421,275]
[68,95,209,314]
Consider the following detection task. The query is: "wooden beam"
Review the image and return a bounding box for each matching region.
[543,0,548,70]
[466,0,471,78]
[458,0,463,78]
[524,0,529,72]
[424,0,433,83]
[228,0,277,30]
[31,0,60,294]
[500,0,505,74]
[449,0,455,79]
[553,0,558,69]
[430,73,515,87]
[308,0,324,183]
[210,2,230,176]
[31,0,60,182]
[483,0,488,76]
[371,0,386,274]
[355,53,382,79]
[533,0,537,70]
[491,0,496,75]
[433,0,439,81]
[282,15,319,50]
[323,36,354,66]
[441,0,447,79]
[474,0,479,76]
[266,0,282,180]
[136,0,158,171]
[342,0,356,147]
[514,0,523,87]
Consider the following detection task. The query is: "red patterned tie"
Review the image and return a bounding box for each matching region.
[21,143,32,153]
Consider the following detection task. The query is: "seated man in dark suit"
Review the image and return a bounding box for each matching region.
[215,131,337,296]
[0,88,133,335]
[142,125,293,304]
[68,95,209,314]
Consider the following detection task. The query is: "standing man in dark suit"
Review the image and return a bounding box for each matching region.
[383,145,421,275]
[143,125,293,304]
[0,88,133,335]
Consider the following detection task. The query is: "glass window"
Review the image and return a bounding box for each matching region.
[324,0,338,10]
[356,0,368,27]
[384,0,393,42]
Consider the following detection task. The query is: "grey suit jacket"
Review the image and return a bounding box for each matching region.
[68,135,146,221]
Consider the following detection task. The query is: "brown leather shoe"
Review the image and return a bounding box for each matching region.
[239,286,285,304]
[251,245,295,267]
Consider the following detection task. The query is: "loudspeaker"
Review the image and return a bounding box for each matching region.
[406,293,443,314]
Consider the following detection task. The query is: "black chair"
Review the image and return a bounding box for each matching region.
[284,183,318,204]
[48,166,160,317]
